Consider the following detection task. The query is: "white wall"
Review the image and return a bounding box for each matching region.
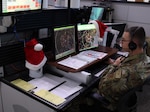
[0,82,4,112]
[111,2,150,36]
[47,0,150,36]
[78,1,150,37]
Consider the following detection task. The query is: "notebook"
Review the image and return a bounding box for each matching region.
[58,50,107,70]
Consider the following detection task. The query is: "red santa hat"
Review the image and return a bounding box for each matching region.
[88,20,108,38]
[24,38,47,71]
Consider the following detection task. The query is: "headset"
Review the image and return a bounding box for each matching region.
[128,27,141,51]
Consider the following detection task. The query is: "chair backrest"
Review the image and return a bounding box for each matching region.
[101,27,120,48]
[117,85,143,112]
[88,85,143,112]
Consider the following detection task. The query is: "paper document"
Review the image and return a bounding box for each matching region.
[73,53,97,63]
[58,50,107,70]
[11,79,36,91]
[79,50,107,59]
[51,77,83,98]
[34,89,66,106]
[28,74,66,92]
[58,57,88,69]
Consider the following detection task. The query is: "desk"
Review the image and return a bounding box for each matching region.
[0,46,118,112]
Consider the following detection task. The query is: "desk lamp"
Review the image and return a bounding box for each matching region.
[24,38,47,78]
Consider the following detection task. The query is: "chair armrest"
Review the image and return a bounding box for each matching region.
[89,92,110,106]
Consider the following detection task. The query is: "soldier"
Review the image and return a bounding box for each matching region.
[98,26,150,111]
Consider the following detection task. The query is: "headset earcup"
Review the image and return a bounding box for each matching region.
[128,41,137,50]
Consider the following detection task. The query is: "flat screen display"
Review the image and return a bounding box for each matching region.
[89,7,104,21]
[2,0,43,15]
[54,25,76,60]
[77,24,98,51]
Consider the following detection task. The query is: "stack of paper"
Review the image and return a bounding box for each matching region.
[79,50,108,59]
[34,89,66,106]
[58,57,88,70]
[29,74,82,105]
[50,77,83,99]
[28,75,65,92]
[11,74,83,106]
[58,50,107,70]
[11,79,36,91]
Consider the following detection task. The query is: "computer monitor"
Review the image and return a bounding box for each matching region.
[89,6,104,21]
[1,0,43,15]
[53,25,77,60]
[77,24,98,51]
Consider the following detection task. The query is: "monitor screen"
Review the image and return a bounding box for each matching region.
[2,0,43,15]
[77,24,98,51]
[89,7,104,21]
[54,25,76,60]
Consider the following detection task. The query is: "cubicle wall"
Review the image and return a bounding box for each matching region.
[0,82,3,112]
[0,8,70,68]
[8,9,70,32]
[76,0,150,36]
[111,3,150,36]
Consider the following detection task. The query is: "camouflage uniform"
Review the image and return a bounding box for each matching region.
[99,53,150,111]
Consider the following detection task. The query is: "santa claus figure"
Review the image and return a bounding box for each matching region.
[24,38,47,78]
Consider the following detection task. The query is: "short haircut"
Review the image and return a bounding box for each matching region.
[125,26,146,48]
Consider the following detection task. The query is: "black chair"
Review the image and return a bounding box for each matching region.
[86,85,144,112]
[118,76,150,112]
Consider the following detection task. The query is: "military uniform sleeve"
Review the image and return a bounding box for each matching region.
[98,64,129,101]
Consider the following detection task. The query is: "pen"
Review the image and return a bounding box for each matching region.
[49,81,67,91]
[28,87,37,93]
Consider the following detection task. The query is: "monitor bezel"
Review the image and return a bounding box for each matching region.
[89,6,105,21]
[52,24,78,61]
[77,23,99,52]
[0,0,43,16]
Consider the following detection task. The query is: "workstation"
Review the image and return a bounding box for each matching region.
[0,0,150,112]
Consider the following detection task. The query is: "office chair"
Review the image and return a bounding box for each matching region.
[102,27,120,48]
[87,85,144,112]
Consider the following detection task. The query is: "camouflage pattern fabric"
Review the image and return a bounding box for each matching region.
[146,38,150,57]
[99,53,150,111]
